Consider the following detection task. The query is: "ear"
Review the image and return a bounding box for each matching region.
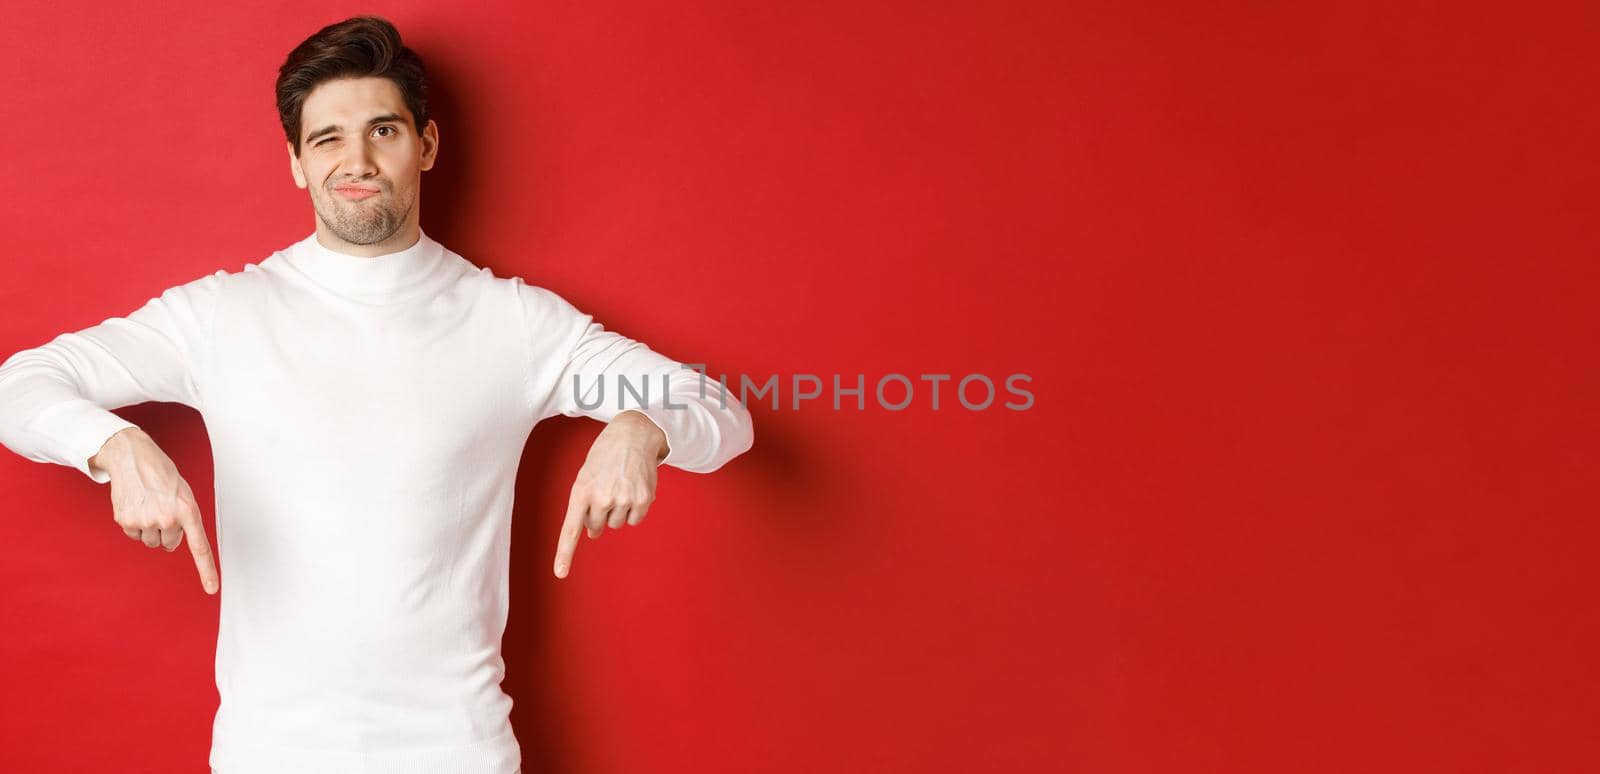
[419,119,439,172]
[287,141,307,189]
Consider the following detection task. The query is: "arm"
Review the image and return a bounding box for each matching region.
[522,280,754,472]
[0,270,227,593]
[515,280,755,578]
[0,271,224,480]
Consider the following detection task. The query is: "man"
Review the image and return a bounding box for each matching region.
[0,15,753,774]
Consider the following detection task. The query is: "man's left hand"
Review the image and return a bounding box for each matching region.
[553,410,668,579]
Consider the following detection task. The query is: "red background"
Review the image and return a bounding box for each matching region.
[1,1,1593,772]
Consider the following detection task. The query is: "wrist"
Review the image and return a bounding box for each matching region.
[90,426,147,473]
[613,410,669,463]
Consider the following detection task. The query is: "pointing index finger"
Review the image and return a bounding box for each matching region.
[179,505,219,594]
[554,493,585,579]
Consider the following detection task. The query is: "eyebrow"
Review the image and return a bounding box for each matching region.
[304,113,407,145]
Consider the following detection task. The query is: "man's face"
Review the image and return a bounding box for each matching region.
[287,76,438,246]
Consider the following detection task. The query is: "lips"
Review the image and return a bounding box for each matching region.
[334,183,381,200]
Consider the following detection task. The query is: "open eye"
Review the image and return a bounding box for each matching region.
[373,125,397,138]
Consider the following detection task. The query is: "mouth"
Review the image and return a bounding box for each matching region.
[333,184,382,200]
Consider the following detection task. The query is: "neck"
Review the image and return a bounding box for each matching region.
[285,226,445,304]
[313,216,422,258]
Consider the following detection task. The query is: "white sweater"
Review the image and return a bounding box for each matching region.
[0,231,754,774]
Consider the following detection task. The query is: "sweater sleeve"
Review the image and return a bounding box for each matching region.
[516,279,754,474]
[0,270,226,484]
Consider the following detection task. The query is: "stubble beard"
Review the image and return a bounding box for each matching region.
[314,183,413,246]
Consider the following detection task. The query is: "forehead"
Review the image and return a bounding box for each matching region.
[300,77,410,135]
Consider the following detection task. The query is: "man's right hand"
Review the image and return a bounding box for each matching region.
[89,427,219,595]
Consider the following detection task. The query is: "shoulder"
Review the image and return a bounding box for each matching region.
[470,272,594,354]
[216,247,291,293]
[426,241,591,326]
[471,268,586,322]
[143,261,249,313]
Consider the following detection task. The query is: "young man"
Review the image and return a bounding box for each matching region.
[0,16,753,774]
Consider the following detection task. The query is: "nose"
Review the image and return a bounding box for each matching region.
[337,137,378,178]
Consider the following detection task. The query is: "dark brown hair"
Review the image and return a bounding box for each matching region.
[276,15,429,156]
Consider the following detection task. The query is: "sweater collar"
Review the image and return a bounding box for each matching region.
[285,229,446,302]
